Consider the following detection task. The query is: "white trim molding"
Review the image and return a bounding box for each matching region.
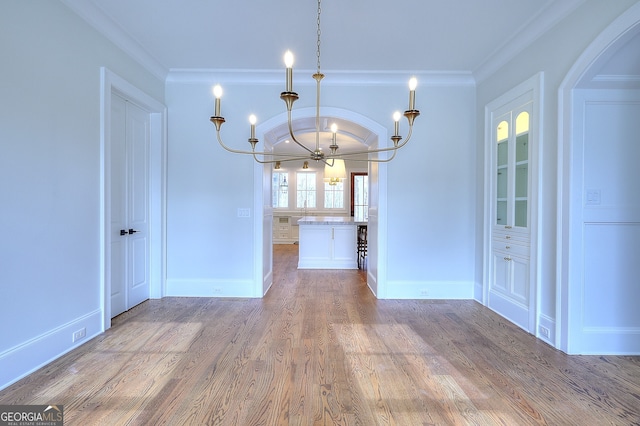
[100,68,168,331]
[556,3,640,354]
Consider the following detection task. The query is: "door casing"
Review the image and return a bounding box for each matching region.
[100,67,167,330]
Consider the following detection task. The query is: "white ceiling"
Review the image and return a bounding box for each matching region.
[62,0,587,80]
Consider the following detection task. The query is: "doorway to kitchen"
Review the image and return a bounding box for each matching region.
[254,107,389,298]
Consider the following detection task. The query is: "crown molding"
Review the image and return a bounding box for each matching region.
[60,0,168,81]
[473,0,586,83]
[166,69,475,87]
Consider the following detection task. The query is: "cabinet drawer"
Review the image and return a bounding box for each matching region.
[493,240,529,257]
[493,230,529,245]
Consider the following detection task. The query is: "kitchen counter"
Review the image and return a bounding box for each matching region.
[296,216,367,225]
[297,216,359,269]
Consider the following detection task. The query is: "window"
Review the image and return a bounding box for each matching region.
[296,172,316,208]
[351,173,368,221]
[272,172,289,208]
[324,180,344,209]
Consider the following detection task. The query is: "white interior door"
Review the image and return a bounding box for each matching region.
[110,94,150,318]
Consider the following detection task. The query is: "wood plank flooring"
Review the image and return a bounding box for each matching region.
[1,244,639,425]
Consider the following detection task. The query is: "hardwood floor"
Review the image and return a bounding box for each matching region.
[1,244,639,425]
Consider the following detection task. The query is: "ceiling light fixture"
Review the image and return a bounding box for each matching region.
[209,0,420,169]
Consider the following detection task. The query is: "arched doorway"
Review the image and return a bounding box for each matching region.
[252,107,389,298]
[557,3,640,354]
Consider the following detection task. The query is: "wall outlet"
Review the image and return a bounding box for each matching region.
[237,208,251,218]
[539,325,550,339]
[420,289,429,296]
[213,287,222,294]
[73,327,86,343]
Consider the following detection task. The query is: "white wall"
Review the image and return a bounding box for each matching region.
[475,0,639,347]
[165,80,260,296]
[384,85,477,299]
[165,73,475,299]
[0,1,165,389]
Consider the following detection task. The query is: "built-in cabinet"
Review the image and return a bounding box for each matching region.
[273,215,300,244]
[491,228,530,314]
[486,74,540,334]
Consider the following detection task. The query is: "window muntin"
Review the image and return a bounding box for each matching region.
[324,180,344,209]
[296,172,316,208]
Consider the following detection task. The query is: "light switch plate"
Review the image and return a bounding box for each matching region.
[586,189,601,205]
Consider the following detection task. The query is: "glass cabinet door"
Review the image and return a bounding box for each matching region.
[514,112,529,228]
[494,109,531,231]
[496,120,509,226]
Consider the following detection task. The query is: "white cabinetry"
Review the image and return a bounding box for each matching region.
[273,216,301,244]
[489,99,535,332]
[298,221,357,269]
[490,229,530,328]
[273,216,291,242]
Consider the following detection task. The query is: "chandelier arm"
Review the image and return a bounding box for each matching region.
[371,150,398,163]
[215,131,263,156]
[251,153,312,164]
[324,153,396,163]
[322,148,398,163]
[215,127,320,160]
[347,125,415,157]
[275,156,319,163]
[285,114,316,155]
[267,152,316,159]
[319,129,413,160]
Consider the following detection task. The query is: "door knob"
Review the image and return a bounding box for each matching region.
[120,229,127,236]
[128,229,139,234]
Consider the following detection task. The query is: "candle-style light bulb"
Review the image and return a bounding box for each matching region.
[393,111,401,136]
[284,50,294,68]
[213,85,223,116]
[326,123,339,154]
[284,50,294,92]
[249,114,257,139]
[408,77,417,111]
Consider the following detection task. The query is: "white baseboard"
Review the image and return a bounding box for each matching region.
[367,269,378,297]
[474,281,483,302]
[165,279,257,297]
[383,280,474,299]
[487,290,530,332]
[0,309,102,391]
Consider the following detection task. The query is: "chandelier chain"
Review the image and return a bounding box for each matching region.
[316,0,322,74]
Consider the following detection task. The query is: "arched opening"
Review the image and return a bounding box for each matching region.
[557,3,640,354]
[253,107,389,298]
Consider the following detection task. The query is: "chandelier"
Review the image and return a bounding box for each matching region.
[209,0,420,169]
